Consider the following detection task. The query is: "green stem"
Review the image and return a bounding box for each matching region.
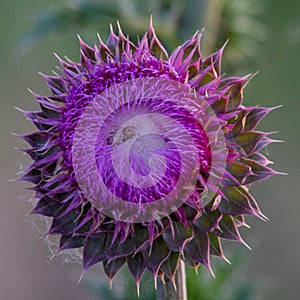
[156,260,187,300]
[202,0,223,55]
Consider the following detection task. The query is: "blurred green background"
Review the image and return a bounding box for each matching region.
[0,0,299,299]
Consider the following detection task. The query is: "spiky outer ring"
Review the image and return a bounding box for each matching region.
[20,23,277,287]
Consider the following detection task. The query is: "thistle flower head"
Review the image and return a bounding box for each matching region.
[19,22,278,291]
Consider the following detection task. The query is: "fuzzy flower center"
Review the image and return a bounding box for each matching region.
[90,94,211,204]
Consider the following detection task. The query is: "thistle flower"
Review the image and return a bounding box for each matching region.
[19,21,278,293]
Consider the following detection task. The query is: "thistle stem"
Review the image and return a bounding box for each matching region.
[156,260,187,300]
[202,0,223,55]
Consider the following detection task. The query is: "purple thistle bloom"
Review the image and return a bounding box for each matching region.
[19,22,279,291]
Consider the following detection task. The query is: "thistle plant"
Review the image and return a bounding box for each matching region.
[19,21,279,299]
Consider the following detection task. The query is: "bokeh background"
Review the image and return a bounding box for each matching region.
[1,0,299,299]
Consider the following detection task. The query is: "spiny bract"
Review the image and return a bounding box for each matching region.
[19,22,279,292]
